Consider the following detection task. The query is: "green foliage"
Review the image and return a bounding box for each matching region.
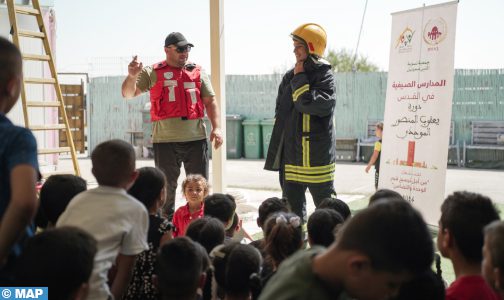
[326,48,379,72]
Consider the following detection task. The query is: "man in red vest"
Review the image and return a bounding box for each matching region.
[122,32,222,218]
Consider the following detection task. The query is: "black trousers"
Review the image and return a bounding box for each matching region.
[153,139,208,218]
[279,167,337,223]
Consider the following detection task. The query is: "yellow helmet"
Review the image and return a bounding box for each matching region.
[291,23,327,58]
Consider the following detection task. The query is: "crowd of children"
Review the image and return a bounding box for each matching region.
[3,36,504,300]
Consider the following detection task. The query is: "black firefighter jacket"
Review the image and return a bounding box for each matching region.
[264,57,336,186]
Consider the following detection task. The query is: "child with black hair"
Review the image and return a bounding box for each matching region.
[259,199,435,300]
[57,140,149,300]
[185,216,225,254]
[483,220,504,299]
[124,166,173,300]
[249,197,289,252]
[307,208,344,247]
[437,191,500,300]
[155,237,207,300]
[36,174,87,229]
[0,37,39,281]
[317,197,351,220]
[204,193,236,232]
[262,212,303,285]
[368,188,404,206]
[15,226,97,300]
[193,241,212,300]
[173,174,209,237]
[211,243,263,300]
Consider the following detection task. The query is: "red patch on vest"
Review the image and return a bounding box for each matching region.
[308,42,315,52]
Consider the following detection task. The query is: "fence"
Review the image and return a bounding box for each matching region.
[87,69,504,167]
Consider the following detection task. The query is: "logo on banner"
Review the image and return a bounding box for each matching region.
[423,18,447,51]
[395,27,415,53]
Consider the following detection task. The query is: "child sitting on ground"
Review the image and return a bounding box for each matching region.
[57,140,149,300]
[154,237,207,300]
[186,217,225,300]
[368,188,404,206]
[185,216,225,254]
[437,191,500,300]
[15,226,97,300]
[172,174,209,237]
[308,208,344,247]
[204,193,236,242]
[483,220,504,299]
[35,174,87,229]
[259,198,435,300]
[250,197,289,251]
[262,212,303,285]
[317,197,351,220]
[124,166,173,300]
[365,122,383,190]
[211,243,263,300]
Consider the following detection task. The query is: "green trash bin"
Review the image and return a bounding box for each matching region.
[204,115,244,159]
[226,115,244,159]
[242,119,262,159]
[260,119,275,158]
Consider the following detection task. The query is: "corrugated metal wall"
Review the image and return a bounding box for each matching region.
[87,77,148,153]
[88,70,504,163]
[226,74,282,120]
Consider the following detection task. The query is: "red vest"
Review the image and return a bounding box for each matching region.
[149,61,204,121]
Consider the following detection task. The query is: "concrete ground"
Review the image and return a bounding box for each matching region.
[59,157,504,239]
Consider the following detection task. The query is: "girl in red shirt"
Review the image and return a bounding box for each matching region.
[172,174,209,237]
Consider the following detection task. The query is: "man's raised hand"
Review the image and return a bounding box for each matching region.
[128,55,143,77]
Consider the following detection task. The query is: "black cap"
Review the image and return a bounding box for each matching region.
[164,32,194,48]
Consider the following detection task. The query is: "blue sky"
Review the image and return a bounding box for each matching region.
[55,0,504,75]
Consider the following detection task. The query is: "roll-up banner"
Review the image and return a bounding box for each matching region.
[380,1,458,225]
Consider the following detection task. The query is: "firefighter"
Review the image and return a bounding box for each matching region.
[264,23,337,223]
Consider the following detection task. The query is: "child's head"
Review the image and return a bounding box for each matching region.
[308,208,344,247]
[333,199,434,300]
[0,37,22,114]
[155,237,206,300]
[211,243,262,300]
[91,140,137,188]
[264,212,303,268]
[368,189,404,206]
[483,220,504,293]
[128,167,167,212]
[318,197,351,220]
[257,197,289,230]
[182,174,209,205]
[437,191,500,263]
[15,226,97,300]
[204,193,236,228]
[37,175,87,228]
[185,216,225,254]
[375,122,383,138]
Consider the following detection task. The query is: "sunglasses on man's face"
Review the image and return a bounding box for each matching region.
[169,45,192,53]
